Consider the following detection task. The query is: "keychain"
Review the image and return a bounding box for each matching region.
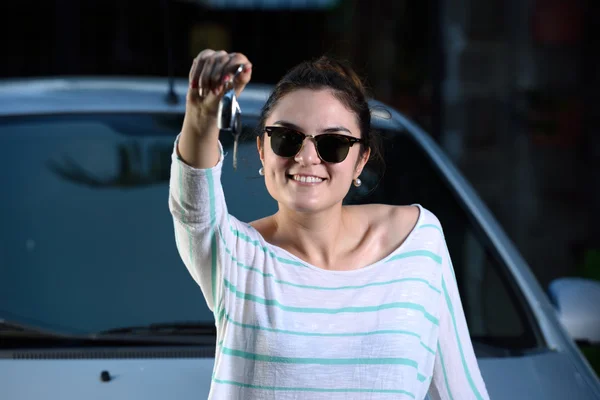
[217,64,244,170]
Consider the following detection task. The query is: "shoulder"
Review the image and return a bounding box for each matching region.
[355,204,446,244]
[388,204,420,233]
[412,205,444,236]
[248,215,276,241]
[348,204,421,247]
[356,203,441,230]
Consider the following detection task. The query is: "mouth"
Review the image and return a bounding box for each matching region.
[287,174,326,184]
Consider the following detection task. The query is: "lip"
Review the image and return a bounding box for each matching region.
[288,173,327,179]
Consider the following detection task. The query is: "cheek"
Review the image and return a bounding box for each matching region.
[263,155,290,187]
[262,157,292,202]
[338,152,362,178]
[328,164,356,187]
[264,151,286,169]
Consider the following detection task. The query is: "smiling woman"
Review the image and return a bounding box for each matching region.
[254,88,370,217]
[169,50,491,399]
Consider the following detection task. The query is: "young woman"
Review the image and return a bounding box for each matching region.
[169,49,490,400]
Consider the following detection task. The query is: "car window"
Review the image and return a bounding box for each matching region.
[0,113,541,355]
[0,114,214,334]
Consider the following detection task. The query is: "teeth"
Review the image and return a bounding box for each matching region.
[293,175,323,183]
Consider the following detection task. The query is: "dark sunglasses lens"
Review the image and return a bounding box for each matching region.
[270,128,304,157]
[315,135,351,163]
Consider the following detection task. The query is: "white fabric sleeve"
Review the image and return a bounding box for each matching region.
[167,134,245,316]
[428,238,491,400]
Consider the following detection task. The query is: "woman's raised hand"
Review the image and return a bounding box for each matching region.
[186,50,253,124]
[179,50,252,168]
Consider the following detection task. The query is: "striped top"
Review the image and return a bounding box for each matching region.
[168,137,490,400]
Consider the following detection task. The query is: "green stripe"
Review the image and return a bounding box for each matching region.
[178,161,197,310]
[221,346,418,368]
[206,169,218,309]
[446,252,457,284]
[216,305,226,324]
[386,250,442,264]
[442,277,483,400]
[223,312,438,365]
[437,342,454,400]
[173,213,181,259]
[417,373,427,382]
[223,279,439,325]
[217,228,441,294]
[281,276,441,294]
[421,342,436,355]
[229,225,309,267]
[224,311,439,348]
[224,312,420,338]
[419,224,443,235]
[212,378,415,398]
[223,312,440,355]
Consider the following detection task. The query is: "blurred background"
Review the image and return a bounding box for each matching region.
[1,0,598,372]
[2,0,597,293]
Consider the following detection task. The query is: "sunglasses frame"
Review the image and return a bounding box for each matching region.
[264,125,363,163]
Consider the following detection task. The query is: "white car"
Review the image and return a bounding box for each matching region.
[1,77,599,399]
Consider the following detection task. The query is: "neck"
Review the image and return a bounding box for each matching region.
[273,204,356,270]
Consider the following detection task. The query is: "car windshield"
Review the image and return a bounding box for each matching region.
[0,112,542,355]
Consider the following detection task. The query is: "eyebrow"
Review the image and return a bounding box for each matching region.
[272,120,353,135]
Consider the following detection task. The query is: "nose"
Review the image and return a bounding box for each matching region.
[294,137,321,165]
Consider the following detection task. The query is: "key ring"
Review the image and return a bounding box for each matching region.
[218,63,245,133]
[225,64,245,91]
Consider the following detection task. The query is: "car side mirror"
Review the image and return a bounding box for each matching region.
[548,277,600,345]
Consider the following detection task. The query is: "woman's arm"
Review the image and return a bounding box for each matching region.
[169,137,228,313]
[428,238,491,400]
[168,50,252,314]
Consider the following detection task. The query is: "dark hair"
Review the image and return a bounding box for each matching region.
[257,56,379,162]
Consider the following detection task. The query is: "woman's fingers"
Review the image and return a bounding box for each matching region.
[189,49,215,99]
[220,53,252,96]
[198,56,217,97]
[208,51,233,96]
[187,49,253,107]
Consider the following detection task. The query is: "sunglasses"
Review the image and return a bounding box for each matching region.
[264,126,363,164]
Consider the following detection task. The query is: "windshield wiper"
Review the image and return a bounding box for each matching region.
[0,319,212,345]
[0,319,76,339]
[99,321,216,336]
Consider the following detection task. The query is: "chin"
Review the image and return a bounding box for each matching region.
[285,200,319,213]
[290,204,321,214]
[283,194,337,214]
[267,182,344,214]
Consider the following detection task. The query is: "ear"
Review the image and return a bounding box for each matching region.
[354,147,371,179]
[256,136,265,165]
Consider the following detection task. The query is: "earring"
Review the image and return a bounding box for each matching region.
[259,167,265,176]
[353,178,362,187]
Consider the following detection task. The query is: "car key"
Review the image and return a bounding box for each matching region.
[217,64,244,170]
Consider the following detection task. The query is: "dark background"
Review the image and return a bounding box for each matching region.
[1,0,598,301]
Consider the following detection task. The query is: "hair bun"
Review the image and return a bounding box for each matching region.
[312,56,368,99]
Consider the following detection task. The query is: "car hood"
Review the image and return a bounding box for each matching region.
[1,357,214,399]
[0,351,597,399]
[478,351,598,399]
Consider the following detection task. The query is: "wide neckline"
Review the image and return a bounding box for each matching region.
[246,204,424,275]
